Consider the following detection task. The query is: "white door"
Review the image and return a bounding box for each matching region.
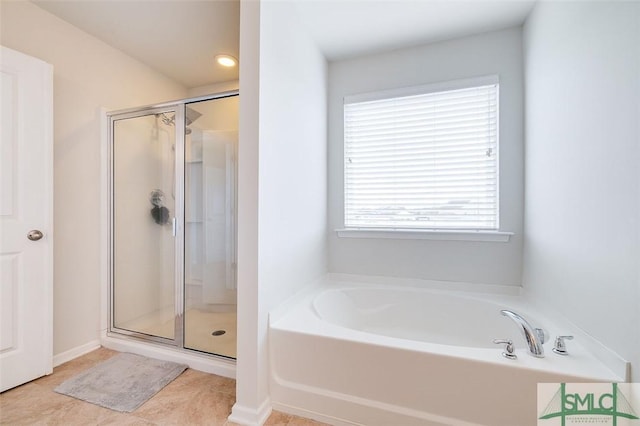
[0,46,53,392]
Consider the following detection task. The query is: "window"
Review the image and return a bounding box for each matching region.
[343,76,499,232]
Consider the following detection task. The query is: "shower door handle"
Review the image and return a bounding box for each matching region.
[172,217,176,237]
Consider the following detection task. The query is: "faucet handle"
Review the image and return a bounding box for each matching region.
[535,328,548,344]
[552,335,574,355]
[493,339,517,360]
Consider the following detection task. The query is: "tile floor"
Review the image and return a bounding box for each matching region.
[0,348,326,426]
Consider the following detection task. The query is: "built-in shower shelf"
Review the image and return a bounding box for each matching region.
[186,159,203,164]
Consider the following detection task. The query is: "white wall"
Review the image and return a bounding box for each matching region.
[523,1,640,380]
[258,1,328,311]
[328,27,524,286]
[232,1,328,423]
[0,1,187,355]
[232,0,262,422]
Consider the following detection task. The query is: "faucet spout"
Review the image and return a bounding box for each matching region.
[500,310,545,358]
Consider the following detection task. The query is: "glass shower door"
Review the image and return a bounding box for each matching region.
[111,108,180,342]
[183,95,238,358]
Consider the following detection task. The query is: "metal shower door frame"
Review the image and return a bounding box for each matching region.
[106,103,185,348]
[106,90,239,354]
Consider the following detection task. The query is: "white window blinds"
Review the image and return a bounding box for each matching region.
[344,78,499,230]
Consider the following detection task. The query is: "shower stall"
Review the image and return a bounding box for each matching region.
[107,92,238,360]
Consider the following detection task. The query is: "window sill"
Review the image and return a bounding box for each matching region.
[335,228,513,242]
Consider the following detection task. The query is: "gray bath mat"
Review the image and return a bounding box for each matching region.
[54,352,187,412]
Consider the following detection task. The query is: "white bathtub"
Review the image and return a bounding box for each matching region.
[313,287,530,349]
[269,276,625,426]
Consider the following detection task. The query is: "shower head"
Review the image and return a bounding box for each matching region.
[159,113,175,126]
[186,108,202,126]
[157,108,202,135]
[184,108,202,135]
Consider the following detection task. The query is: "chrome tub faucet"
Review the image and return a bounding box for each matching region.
[500,310,547,358]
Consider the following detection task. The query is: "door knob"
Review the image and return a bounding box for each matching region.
[27,230,44,241]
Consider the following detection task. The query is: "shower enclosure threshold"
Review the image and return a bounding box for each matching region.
[101,332,236,379]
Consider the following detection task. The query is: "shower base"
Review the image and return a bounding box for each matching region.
[142,309,237,358]
[115,307,237,359]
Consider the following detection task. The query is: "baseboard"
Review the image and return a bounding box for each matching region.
[271,402,359,426]
[228,398,272,426]
[53,339,101,367]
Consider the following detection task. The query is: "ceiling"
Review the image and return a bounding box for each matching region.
[295,0,536,61]
[33,0,535,88]
[33,0,240,89]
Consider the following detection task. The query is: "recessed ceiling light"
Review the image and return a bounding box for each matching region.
[215,54,237,67]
